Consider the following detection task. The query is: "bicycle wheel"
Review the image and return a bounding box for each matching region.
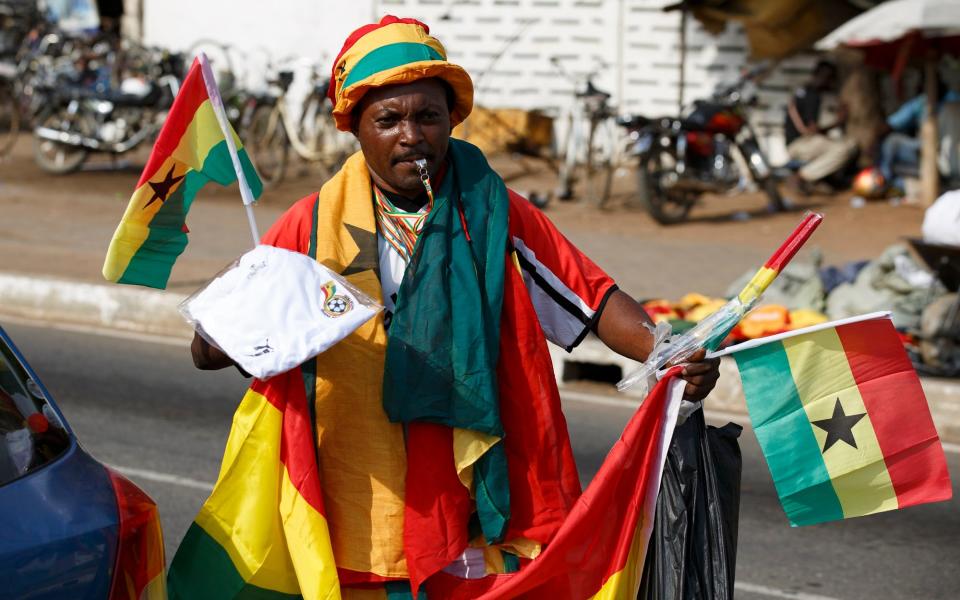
[0,82,20,158]
[559,115,617,207]
[583,117,619,209]
[246,104,288,187]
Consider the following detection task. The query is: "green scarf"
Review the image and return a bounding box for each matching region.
[382,139,510,541]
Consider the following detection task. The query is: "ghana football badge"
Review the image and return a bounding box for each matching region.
[321,280,353,318]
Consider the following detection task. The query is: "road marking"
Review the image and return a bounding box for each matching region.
[735,582,842,600]
[1,314,190,347]
[111,464,214,492]
[561,388,960,455]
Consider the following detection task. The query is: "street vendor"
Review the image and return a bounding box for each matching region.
[189,15,720,597]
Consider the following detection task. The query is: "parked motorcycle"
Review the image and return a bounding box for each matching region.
[618,66,784,225]
[31,44,184,174]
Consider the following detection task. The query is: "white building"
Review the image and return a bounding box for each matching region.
[136,0,822,162]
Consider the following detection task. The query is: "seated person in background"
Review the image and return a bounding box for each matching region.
[879,74,960,192]
[784,60,859,192]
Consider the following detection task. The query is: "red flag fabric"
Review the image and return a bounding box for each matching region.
[423,367,686,598]
[403,261,589,593]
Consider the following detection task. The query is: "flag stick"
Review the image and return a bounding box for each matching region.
[706,311,891,359]
[197,52,261,247]
[618,211,824,393]
[735,211,823,306]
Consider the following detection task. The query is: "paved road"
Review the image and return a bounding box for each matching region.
[6,321,959,599]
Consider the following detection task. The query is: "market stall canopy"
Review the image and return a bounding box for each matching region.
[817,0,960,55]
[666,0,860,59]
[815,0,960,75]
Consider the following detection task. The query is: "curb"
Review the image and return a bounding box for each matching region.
[2,272,959,444]
[0,272,192,340]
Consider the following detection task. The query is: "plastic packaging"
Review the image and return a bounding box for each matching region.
[180,245,382,379]
[618,296,753,396]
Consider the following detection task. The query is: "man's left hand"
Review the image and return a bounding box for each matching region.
[679,348,721,402]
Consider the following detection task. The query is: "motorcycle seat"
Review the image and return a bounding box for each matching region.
[576,80,611,101]
[107,85,162,107]
[615,114,650,130]
[64,84,162,107]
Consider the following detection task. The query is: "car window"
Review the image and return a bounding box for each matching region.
[0,337,70,486]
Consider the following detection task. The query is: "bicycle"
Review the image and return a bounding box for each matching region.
[185,39,254,131]
[551,56,622,208]
[243,58,357,188]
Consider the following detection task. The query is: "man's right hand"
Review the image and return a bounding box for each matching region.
[191,332,236,371]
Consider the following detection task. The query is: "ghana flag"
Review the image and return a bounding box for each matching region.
[102,57,262,289]
[167,369,340,599]
[722,312,952,526]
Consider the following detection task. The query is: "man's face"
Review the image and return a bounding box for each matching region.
[354,79,452,198]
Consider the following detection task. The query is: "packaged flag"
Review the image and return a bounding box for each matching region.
[180,245,382,379]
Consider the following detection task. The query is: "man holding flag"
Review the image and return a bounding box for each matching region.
[162,15,720,599]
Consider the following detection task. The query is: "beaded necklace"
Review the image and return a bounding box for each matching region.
[374,159,435,263]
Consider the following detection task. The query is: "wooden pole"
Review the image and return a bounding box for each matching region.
[920,54,940,207]
[678,8,687,113]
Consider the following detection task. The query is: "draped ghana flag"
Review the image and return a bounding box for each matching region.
[422,369,686,599]
[166,368,340,600]
[726,312,952,526]
[102,57,262,289]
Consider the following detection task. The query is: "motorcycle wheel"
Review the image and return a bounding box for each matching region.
[0,83,20,158]
[32,110,88,174]
[636,149,696,225]
[246,104,288,188]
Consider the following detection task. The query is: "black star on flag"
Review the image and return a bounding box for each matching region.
[811,399,867,453]
[342,223,378,276]
[144,165,185,209]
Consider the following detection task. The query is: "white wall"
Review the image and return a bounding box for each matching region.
[142,0,377,92]
[140,0,823,162]
[374,0,818,162]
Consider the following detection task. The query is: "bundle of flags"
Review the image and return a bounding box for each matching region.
[102,56,262,290]
[168,367,689,599]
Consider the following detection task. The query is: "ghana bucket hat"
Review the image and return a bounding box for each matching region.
[328,15,474,131]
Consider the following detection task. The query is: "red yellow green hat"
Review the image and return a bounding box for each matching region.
[328,15,474,131]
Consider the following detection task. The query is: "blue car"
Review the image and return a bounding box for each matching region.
[0,326,166,599]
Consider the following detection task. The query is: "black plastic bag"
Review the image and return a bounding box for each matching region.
[638,409,743,600]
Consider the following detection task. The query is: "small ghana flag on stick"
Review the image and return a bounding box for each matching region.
[102,53,262,289]
[713,312,952,526]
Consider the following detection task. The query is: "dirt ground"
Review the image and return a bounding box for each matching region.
[0,137,927,300]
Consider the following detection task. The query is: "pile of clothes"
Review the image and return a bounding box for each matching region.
[644,243,948,350]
